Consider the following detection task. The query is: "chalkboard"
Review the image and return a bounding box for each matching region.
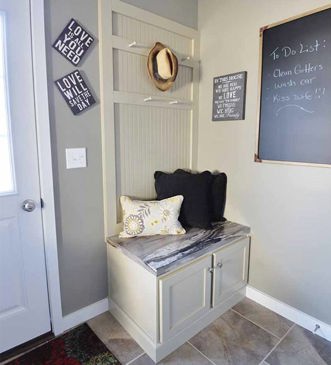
[257,6,331,165]
[212,71,247,121]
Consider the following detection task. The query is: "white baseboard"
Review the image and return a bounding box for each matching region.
[246,286,331,342]
[56,298,109,335]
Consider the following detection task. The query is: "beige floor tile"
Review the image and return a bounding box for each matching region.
[87,312,144,364]
[266,325,331,365]
[232,298,293,338]
[129,343,212,365]
[189,310,278,365]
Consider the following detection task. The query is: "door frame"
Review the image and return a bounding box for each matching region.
[29,0,109,337]
[29,0,63,335]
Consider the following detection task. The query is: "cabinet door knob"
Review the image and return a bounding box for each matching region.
[217,262,223,269]
[208,267,214,273]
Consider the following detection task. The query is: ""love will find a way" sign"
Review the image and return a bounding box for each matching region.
[53,19,94,66]
[55,70,96,115]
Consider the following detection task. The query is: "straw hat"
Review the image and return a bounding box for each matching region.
[147,42,178,91]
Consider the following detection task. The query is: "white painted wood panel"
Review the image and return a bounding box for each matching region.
[107,244,158,342]
[212,238,249,307]
[113,50,193,101]
[113,91,192,110]
[0,217,25,315]
[112,35,199,68]
[159,256,212,342]
[112,12,193,56]
[99,0,199,235]
[114,104,191,219]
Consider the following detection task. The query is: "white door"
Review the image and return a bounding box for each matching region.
[159,256,212,342]
[212,238,249,308]
[0,0,51,353]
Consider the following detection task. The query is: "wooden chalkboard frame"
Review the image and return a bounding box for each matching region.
[255,4,331,168]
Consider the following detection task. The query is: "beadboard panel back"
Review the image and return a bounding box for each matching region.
[99,0,199,235]
[113,50,193,100]
[112,12,193,56]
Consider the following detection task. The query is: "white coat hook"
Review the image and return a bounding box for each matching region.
[128,41,150,49]
[169,100,179,105]
[144,96,153,102]
[181,56,191,62]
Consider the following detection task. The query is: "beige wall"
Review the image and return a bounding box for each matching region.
[198,0,331,324]
[45,0,106,315]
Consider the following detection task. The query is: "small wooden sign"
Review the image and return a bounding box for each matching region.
[53,19,94,66]
[212,71,247,121]
[55,70,96,115]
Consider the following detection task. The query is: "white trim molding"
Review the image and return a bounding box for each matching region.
[246,285,331,342]
[30,0,63,336]
[61,298,109,333]
[31,0,109,337]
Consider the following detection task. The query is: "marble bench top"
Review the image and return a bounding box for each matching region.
[107,221,250,277]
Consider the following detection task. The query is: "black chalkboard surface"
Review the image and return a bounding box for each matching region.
[257,6,331,165]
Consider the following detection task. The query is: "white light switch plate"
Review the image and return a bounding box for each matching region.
[65,148,87,169]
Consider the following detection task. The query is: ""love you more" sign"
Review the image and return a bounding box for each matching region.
[53,19,94,66]
[55,70,96,115]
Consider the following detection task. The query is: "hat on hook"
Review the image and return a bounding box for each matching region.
[147,42,178,91]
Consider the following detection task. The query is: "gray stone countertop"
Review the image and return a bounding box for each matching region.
[107,221,250,277]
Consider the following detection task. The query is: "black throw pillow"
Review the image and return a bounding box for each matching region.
[175,169,227,222]
[154,170,213,229]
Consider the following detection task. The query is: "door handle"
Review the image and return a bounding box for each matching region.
[216,262,223,269]
[22,199,36,212]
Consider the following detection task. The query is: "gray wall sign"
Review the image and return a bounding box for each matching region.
[212,71,247,121]
[55,70,96,115]
[53,18,94,66]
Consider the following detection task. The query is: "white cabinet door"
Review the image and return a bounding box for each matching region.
[159,256,212,342]
[212,238,249,307]
[0,0,50,352]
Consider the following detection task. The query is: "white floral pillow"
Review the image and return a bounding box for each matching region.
[119,195,186,238]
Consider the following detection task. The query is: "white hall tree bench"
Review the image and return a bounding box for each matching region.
[107,221,250,363]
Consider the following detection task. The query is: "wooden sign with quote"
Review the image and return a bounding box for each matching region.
[53,19,94,66]
[55,70,96,115]
[212,71,247,121]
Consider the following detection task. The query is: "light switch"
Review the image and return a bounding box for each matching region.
[65,148,87,169]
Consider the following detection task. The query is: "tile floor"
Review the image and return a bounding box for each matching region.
[87,298,331,365]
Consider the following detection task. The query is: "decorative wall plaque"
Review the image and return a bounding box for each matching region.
[212,71,247,121]
[55,70,96,115]
[53,19,94,66]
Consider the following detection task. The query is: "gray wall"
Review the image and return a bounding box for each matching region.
[122,0,198,29]
[45,0,198,316]
[198,0,331,324]
[45,0,107,315]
